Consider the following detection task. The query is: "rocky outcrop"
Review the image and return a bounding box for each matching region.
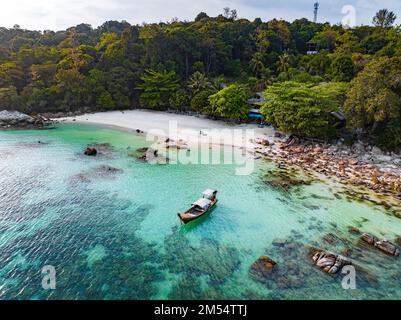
[311,249,352,275]
[361,233,399,256]
[0,110,52,129]
[254,135,401,199]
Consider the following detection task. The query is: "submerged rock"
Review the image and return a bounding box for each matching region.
[347,226,361,235]
[322,233,338,244]
[272,239,288,247]
[130,147,168,164]
[263,168,313,192]
[360,233,399,256]
[249,256,277,281]
[275,275,305,289]
[311,249,352,275]
[96,165,123,176]
[84,147,98,156]
[73,165,123,183]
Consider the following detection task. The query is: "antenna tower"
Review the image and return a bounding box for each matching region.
[314,2,319,23]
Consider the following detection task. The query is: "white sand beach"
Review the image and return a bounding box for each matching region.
[60,110,278,148]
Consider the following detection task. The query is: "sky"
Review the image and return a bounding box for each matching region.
[0,0,400,31]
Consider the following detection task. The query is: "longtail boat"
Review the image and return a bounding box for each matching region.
[177,189,218,224]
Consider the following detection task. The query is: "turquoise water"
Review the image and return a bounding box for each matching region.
[0,123,400,300]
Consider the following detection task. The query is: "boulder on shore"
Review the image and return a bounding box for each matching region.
[0,110,52,129]
[361,233,399,256]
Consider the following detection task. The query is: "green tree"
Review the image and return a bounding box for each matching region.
[0,62,25,90]
[54,68,90,111]
[312,26,339,52]
[261,81,347,138]
[373,9,397,28]
[187,71,210,94]
[97,90,116,109]
[266,19,291,52]
[105,67,135,108]
[0,86,22,110]
[374,119,401,151]
[169,89,189,110]
[330,54,355,82]
[300,51,332,77]
[210,75,226,91]
[250,52,265,77]
[277,52,291,73]
[190,89,216,113]
[208,84,249,119]
[344,57,401,132]
[137,69,179,109]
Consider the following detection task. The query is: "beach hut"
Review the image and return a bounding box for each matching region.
[248,92,265,104]
[307,42,319,55]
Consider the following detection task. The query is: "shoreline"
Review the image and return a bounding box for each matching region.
[58,109,279,150]
[58,110,401,202]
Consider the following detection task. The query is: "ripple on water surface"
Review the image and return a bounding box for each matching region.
[0,123,400,300]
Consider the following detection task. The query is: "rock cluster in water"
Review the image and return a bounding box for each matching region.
[263,167,315,192]
[83,143,115,160]
[130,147,168,164]
[249,223,401,289]
[0,110,52,129]
[361,233,400,256]
[311,249,352,275]
[71,165,123,184]
[249,256,277,279]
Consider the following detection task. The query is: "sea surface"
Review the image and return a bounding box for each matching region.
[0,123,400,300]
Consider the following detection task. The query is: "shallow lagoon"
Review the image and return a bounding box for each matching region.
[0,123,400,300]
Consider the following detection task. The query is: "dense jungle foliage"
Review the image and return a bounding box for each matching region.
[0,8,400,149]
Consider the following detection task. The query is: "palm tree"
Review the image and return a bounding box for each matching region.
[187,71,210,94]
[210,75,225,91]
[250,52,265,77]
[373,9,397,28]
[277,52,291,73]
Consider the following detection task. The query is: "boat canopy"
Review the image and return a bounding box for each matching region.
[192,198,212,210]
[203,189,217,199]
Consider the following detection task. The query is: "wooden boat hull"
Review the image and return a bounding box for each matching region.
[178,199,218,224]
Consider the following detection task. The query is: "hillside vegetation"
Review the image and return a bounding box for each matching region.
[0,8,400,149]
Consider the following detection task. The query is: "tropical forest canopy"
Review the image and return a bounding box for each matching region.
[0,8,400,150]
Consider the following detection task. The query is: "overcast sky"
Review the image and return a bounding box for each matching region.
[0,0,400,31]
